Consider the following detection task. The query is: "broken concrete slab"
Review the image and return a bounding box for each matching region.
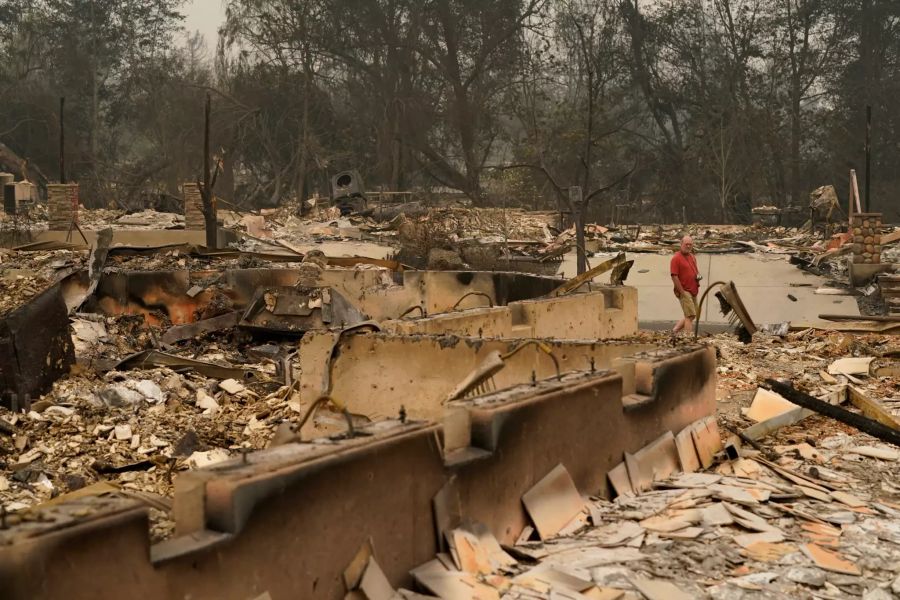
[630,577,693,600]
[691,417,723,469]
[745,388,797,423]
[827,357,874,376]
[845,446,900,461]
[674,426,701,473]
[733,531,784,548]
[623,431,681,493]
[411,559,500,600]
[701,503,734,526]
[359,556,397,600]
[343,539,376,591]
[800,543,861,575]
[522,464,585,540]
[742,385,848,442]
[607,463,633,498]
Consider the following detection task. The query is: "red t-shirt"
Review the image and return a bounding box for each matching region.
[671,252,699,295]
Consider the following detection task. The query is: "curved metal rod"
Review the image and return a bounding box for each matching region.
[322,321,382,395]
[400,304,425,319]
[295,395,355,441]
[501,340,561,381]
[451,291,494,311]
[693,280,728,338]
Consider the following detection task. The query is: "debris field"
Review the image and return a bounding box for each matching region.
[0,198,898,600]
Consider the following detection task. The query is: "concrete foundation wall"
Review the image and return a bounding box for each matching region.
[0,347,716,600]
[381,287,638,341]
[453,349,716,544]
[384,306,514,337]
[297,331,657,425]
[511,287,637,339]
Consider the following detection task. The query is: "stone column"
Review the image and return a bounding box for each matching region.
[851,212,882,265]
[47,183,79,230]
[183,182,206,230]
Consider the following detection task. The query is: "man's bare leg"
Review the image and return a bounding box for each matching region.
[673,316,693,335]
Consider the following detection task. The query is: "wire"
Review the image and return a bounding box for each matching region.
[501,340,561,380]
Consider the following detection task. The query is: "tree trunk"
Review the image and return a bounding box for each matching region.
[391,99,403,191]
[202,93,217,249]
[297,50,312,210]
[90,1,99,173]
[790,81,801,207]
[571,186,586,274]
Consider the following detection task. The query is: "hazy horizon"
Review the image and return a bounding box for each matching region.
[184,0,227,47]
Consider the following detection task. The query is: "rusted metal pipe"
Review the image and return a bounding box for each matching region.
[451,291,494,310]
[400,305,425,319]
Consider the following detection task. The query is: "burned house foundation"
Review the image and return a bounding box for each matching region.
[0,256,720,599]
[0,350,715,600]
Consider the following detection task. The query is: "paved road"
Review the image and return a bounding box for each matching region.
[560,251,860,327]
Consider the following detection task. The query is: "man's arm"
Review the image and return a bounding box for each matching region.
[671,274,685,297]
[671,257,685,296]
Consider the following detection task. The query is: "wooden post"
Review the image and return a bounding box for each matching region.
[849,169,862,220]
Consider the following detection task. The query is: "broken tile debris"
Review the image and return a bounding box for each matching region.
[522,464,587,540]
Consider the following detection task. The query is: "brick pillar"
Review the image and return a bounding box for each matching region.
[851,213,882,265]
[47,183,79,230]
[183,182,207,230]
[1,174,14,215]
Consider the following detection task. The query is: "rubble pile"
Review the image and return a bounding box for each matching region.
[0,358,314,541]
[111,209,184,230]
[391,439,900,599]
[0,248,86,313]
[713,330,896,404]
[0,202,49,232]
[395,208,557,243]
[0,271,54,314]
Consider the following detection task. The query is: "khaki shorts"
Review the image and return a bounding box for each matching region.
[679,291,699,319]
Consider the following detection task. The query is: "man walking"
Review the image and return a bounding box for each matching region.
[671,235,701,335]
